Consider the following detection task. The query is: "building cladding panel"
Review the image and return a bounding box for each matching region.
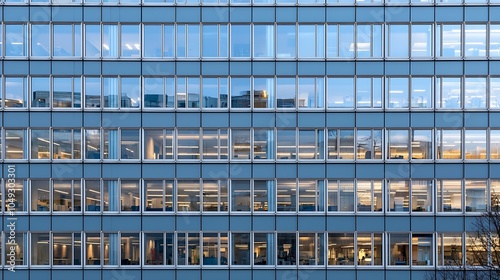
[0,1,497,280]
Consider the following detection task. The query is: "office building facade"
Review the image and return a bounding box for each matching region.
[0,0,499,279]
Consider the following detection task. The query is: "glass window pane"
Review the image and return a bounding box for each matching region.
[53,233,77,265]
[436,77,461,109]
[231,25,250,58]
[202,130,218,160]
[277,179,296,212]
[254,77,275,109]
[253,25,274,58]
[387,25,409,58]
[411,77,432,109]
[53,77,79,108]
[299,233,324,265]
[328,78,354,108]
[277,129,296,160]
[31,233,50,265]
[438,233,462,266]
[328,233,354,265]
[31,77,50,108]
[254,129,274,160]
[357,130,382,160]
[339,129,355,159]
[121,77,141,109]
[298,77,324,109]
[103,77,118,108]
[277,25,296,58]
[187,25,200,58]
[388,180,409,212]
[411,25,432,58]
[6,25,26,57]
[254,180,274,212]
[103,233,119,265]
[464,77,486,109]
[491,130,500,160]
[276,78,296,109]
[298,25,323,58]
[103,180,119,212]
[166,77,175,108]
[31,129,50,159]
[85,25,100,58]
[232,233,250,265]
[339,25,354,58]
[177,180,200,212]
[232,129,250,159]
[254,233,274,265]
[465,180,486,212]
[144,180,173,212]
[85,129,101,160]
[202,25,218,58]
[5,77,27,108]
[31,180,50,212]
[357,180,383,212]
[437,130,462,159]
[121,25,140,58]
[230,77,251,108]
[438,25,461,58]
[356,77,382,108]
[120,233,140,265]
[490,25,500,58]
[144,77,164,108]
[277,233,296,266]
[298,180,324,212]
[121,129,139,159]
[389,234,409,265]
[202,180,224,211]
[412,234,433,266]
[357,233,382,266]
[85,180,101,212]
[202,233,219,265]
[412,180,432,212]
[388,130,409,160]
[202,78,218,108]
[298,130,324,160]
[31,25,50,57]
[164,25,175,57]
[53,129,81,160]
[86,233,101,265]
[412,130,432,160]
[55,180,81,212]
[103,25,118,58]
[145,233,164,265]
[387,77,409,109]
[144,25,162,58]
[356,25,371,58]
[438,180,462,212]
[177,129,200,160]
[464,25,486,57]
[53,25,75,57]
[491,78,500,109]
[464,130,486,160]
[231,180,250,212]
[85,77,101,108]
[120,181,139,211]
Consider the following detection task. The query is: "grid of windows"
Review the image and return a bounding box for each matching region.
[3,231,494,269]
[2,76,500,110]
[1,23,499,59]
[2,128,499,161]
[5,1,499,278]
[4,179,500,214]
